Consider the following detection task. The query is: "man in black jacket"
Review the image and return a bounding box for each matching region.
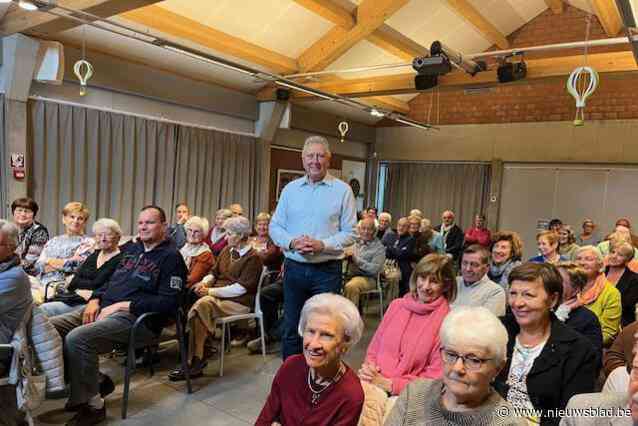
[434,210,464,264]
[385,217,415,297]
[51,206,187,425]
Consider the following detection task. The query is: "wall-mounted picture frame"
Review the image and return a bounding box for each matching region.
[276,169,305,200]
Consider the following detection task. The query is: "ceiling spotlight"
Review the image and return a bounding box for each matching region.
[497,55,527,83]
[370,108,384,117]
[18,1,39,10]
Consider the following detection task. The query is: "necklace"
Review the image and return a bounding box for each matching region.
[307,363,346,406]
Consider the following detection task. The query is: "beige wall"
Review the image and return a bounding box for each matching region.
[376,120,638,163]
[274,128,368,159]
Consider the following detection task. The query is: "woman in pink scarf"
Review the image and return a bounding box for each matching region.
[357,253,456,425]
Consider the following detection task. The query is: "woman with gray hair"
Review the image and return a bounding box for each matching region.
[574,245,621,347]
[604,240,638,326]
[169,216,263,381]
[256,293,365,426]
[205,208,233,256]
[386,307,525,426]
[40,218,124,318]
[181,216,214,288]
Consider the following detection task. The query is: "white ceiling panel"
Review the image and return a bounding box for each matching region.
[507,0,550,22]
[567,0,594,13]
[326,40,408,77]
[465,0,528,36]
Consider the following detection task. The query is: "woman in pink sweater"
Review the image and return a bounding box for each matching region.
[357,254,456,425]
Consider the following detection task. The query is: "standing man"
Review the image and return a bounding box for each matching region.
[435,210,464,264]
[270,136,357,359]
[168,202,190,249]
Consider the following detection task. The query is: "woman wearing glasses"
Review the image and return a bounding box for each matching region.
[357,254,455,425]
[494,263,597,425]
[385,307,525,426]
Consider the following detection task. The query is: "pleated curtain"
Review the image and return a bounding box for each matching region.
[383,162,491,230]
[0,95,6,218]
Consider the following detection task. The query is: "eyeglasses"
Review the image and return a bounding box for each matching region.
[440,348,492,371]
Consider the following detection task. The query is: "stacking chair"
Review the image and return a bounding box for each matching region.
[360,272,385,320]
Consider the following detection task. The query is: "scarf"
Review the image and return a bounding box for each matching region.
[489,259,512,281]
[577,273,608,306]
[180,243,211,269]
[0,255,20,273]
[209,226,226,244]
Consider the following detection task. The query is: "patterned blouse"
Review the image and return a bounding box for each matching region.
[16,221,49,275]
[35,234,95,285]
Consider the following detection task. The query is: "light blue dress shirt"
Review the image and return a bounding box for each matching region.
[269,173,357,263]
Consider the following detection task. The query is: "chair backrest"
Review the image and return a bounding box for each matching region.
[254,267,279,315]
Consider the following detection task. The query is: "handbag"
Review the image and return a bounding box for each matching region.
[383,259,401,282]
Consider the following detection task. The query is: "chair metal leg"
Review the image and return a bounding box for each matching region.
[176,316,192,394]
[259,315,266,361]
[378,289,384,319]
[122,338,136,419]
[219,323,226,377]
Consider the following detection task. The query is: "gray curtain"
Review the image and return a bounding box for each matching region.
[383,162,491,230]
[30,99,178,235]
[173,126,258,222]
[0,95,6,217]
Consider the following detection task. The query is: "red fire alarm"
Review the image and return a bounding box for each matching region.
[11,153,25,180]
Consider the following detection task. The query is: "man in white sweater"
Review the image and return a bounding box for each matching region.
[452,244,506,316]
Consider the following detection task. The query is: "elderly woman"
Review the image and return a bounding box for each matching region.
[205,208,233,256]
[605,241,638,326]
[558,225,579,260]
[39,218,123,318]
[248,212,283,272]
[33,202,94,304]
[529,230,565,264]
[385,307,525,426]
[495,262,597,425]
[11,197,49,275]
[488,231,523,290]
[169,216,263,381]
[420,218,444,254]
[577,218,599,246]
[256,294,364,426]
[574,246,621,347]
[181,216,214,288]
[407,215,432,262]
[357,254,455,425]
[555,263,603,358]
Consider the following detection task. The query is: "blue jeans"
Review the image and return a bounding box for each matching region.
[39,301,86,318]
[281,259,342,359]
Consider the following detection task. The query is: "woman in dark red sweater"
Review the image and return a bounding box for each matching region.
[256,293,365,426]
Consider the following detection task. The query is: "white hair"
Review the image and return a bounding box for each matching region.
[0,220,19,248]
[216,208,233,219]
[379,212,392,222]
[410,209,423,218]
[575,245,604,265]
[92,218,122,237]
[421,218,432,228]
[223,216,251,238]
[298,293,364,351]
[360,217,377,232]
[302,135,331,156]
[440,306,509,364]
[185,216,210,235]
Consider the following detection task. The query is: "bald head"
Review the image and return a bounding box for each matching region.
[442,210,455,226]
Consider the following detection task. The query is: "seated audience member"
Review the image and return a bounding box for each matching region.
[615,217,638,248]
[529,230,566,264]
[205,208,233,256]
[549,218,563,234]
[558,225,579,260]
[435,210,465,264]
[343,218,385,308]
[605,241,638,326]
[50,206,187,425]
[33,202,94,304]
[420,218,444,254]
[562,350,638,426]
[464,214,491,248]
[257,294,364,426]
[377,212,395,243]
[603,321,637,393]
[366,207,379,228]
[12,197,49,275]
[452,245,506,316]
[574,246,621,347]
[357,254,455,425]
[407,215,432,262]
[229,203,244,217]
[248,212,283,272]
[169,216,262,381]
[577,218,600,246]
[168,202,190,249]
[495,263,597,426]
[181,216,214,288]
[40,218,124,318]
[488,231,523,290]
[385,307,526,426]
[409,209,423,219]
[597,226,638,258]
[385,217,415,297]
[555,263,603,360]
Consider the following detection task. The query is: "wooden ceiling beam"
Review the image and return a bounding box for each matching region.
[0,0,162,36]
[293,0,428,60]
[445,0,510,49]
[297,0,409,72]
[363,96,410,114]
[591,0,623,37]
[121,5,299,74]
[544,0,564,14]
[258,51,638,98]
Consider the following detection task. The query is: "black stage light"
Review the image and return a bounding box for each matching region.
[497,61,527,83]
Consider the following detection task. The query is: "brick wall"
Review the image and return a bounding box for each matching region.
[406,4,637,125]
